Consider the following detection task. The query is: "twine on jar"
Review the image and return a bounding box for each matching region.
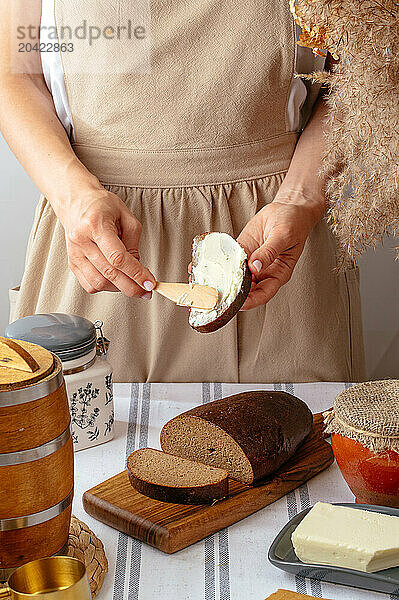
[324,408,399,440]
[323,381,399,455]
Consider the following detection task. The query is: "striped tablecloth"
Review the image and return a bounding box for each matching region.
[73,383,392,600]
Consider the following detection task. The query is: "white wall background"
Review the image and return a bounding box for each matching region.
[0,135,398,380]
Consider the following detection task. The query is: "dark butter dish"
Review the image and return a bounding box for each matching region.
[268,503,399,595]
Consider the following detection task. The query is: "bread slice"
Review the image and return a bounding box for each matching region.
[189,232,252,333]
[160,391,313,485]
[127,448,229,504]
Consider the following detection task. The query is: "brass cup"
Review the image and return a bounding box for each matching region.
[0,556,91,599]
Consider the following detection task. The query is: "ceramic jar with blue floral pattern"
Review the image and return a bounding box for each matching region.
[5,313,114,451]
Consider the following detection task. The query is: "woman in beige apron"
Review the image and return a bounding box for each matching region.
[2,0,364,382]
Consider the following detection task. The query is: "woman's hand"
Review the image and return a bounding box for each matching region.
[236,95,332,310]
[52,184,156,298]
[237,194,325,310]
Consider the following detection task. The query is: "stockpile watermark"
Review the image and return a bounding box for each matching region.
[10,1,151,74]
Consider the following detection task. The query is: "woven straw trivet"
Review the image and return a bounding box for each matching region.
[67,515,108,598]
[2,517,107,598]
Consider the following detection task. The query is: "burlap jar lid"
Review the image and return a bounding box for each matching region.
[324,380,399,453]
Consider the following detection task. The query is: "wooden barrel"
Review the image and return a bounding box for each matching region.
[0,337,74,580]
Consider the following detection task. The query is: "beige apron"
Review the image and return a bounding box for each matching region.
[10,0,365,383]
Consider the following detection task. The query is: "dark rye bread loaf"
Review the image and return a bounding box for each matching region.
[127,448,229,504]
[160,391,313,485]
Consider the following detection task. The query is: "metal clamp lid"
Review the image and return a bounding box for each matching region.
[94,321,110,356]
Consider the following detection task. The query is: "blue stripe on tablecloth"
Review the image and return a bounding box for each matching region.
[202,383,231,600]
[113,383,140,600]
[214,382,223,401]
[128,383,151,600]
[285,487,307,595]
[203,382,211,405]
[279,384,310,596]
[218,527,231,600]
[113,533,128,600]
[202,383,216,600]
[204,533,216,600]
[113,383,139,600]
[112,383,151,600]
[128,538,143,600]
[213,382,231,600]
[278,383,326,596]
[276,384,306,594]
[291,383,323,598]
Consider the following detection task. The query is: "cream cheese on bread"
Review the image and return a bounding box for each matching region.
[189,233,246,327]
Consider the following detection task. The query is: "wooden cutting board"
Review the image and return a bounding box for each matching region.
[83,413,333,554]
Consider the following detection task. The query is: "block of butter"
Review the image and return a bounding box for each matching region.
[292,502,399,573]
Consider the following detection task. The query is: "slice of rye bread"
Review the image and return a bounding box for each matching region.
[160,391,313,485]
[189,233,252,334]
[127,448,229,505]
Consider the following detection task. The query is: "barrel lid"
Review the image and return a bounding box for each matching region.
[5,313,97,361]
[0,337,55,391]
